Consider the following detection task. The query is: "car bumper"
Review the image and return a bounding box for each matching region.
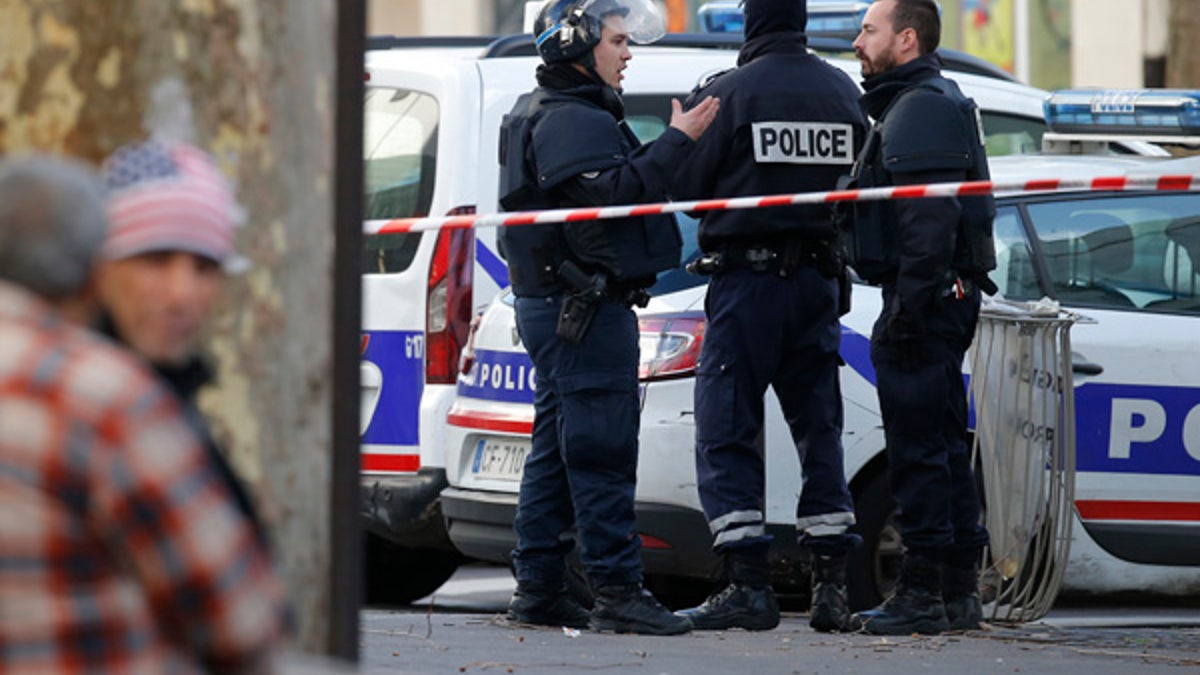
[361,468,457,551]
[440,486,722,580]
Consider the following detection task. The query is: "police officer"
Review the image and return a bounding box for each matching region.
[496,0,718,635]
[671,0,866,633]
[844,0,996,635]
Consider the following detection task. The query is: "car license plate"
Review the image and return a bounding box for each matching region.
[472,438,530,481]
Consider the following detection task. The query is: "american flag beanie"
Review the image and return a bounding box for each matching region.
[101,139,244,266]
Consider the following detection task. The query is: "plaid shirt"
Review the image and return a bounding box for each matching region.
[0,282,286,674]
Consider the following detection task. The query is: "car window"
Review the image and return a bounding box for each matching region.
[622,95,709,296]
[991,205,1041,300]
[1025,193,1200,314]
[362,87,437,273]
[626,115,668,143]
[980,112,1044,157]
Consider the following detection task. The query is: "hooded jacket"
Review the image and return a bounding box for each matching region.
[675,0,866,250]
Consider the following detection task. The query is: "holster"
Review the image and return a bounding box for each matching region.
[555,260,606,343]
[556,293,599,343]
[810,239,843,279]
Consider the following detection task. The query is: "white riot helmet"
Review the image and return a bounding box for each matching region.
[533,0,666,65]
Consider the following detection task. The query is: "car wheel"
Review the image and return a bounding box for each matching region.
[847,469,903,611]
[365,533,462,606]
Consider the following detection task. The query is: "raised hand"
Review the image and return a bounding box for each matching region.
[670,96,720,141]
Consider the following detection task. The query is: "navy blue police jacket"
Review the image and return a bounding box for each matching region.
[498,78,689,296]
[675,33,867,252]
[851,54,994,335]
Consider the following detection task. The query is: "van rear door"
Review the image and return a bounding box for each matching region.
[361,85,440,472]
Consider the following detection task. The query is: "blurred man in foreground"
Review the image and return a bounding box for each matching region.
[0,154,287,673]
[94,138,267,540]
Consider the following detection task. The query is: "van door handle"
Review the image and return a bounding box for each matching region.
[1071,351,1104,376]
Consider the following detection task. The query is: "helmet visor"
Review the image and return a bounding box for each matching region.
[578,0,666,44]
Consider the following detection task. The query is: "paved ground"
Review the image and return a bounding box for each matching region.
[359,565,1200,674]
[361,611,1200,674]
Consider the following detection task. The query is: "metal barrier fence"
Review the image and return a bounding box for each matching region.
[969,297,1085,623]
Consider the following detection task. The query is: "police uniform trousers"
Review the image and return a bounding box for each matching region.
[510,293,643,588]
[695,266,857,556]
[869,285,990,559]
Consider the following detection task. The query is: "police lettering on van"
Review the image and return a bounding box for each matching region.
[457,348,537,404]
[752,122,855,165]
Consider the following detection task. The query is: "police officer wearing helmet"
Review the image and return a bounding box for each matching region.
[843,0,996,635]
[671,0,866,634]
[497,0,719,635]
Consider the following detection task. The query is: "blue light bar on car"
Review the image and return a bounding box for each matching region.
[807,1,872,39]
[697,1,872,40]
[697,0,743,35]
[1044,89,1200,135]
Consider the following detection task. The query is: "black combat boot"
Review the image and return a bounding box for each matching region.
[589,583,691,635]
[507,580,590,628]
[675,552,780,631]
[851,554,949,635]
[809,553,851,632]
[942,558,983,631]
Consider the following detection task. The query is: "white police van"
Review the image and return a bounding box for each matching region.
[438,87,1200,609]
[358,15,1064,603]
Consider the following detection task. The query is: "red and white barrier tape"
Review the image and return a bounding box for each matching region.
[364,172,1200,235]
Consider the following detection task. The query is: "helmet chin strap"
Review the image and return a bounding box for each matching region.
[575,49,596,72]
[585,62,624,96]
[570,54,605,87]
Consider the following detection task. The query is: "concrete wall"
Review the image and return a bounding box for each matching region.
[369,0,493,36]
[1071,0,1142,87]
[1071,0,1170,88]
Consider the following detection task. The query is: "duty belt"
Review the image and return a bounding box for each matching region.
[606,283,651,308]
[557,259,649,308]
[687,239,836,278]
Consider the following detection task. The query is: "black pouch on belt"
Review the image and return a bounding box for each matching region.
[837,266,852,316]
[556,293,598,343]
[555,260,605,343]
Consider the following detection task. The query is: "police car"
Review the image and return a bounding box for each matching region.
[357,18,1138,602]
[437,88,1200,608]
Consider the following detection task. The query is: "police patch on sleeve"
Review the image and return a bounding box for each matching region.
[751,122,855,165]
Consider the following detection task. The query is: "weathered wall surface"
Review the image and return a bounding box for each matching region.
[0,0,338,652]
[1168,0,1200,88]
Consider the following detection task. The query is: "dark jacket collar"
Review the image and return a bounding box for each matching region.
[737,0,809,66]
[96,311,213,401]
[535,63,624,120]
[737,32,809,67]
[859,53,943,120]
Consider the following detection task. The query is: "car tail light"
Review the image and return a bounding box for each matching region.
[638,533,673,550]
[457,309,484,377]
[426,206,475,384]
[638,312,706,381]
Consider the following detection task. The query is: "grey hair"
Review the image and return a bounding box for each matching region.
[0,155,108,299]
